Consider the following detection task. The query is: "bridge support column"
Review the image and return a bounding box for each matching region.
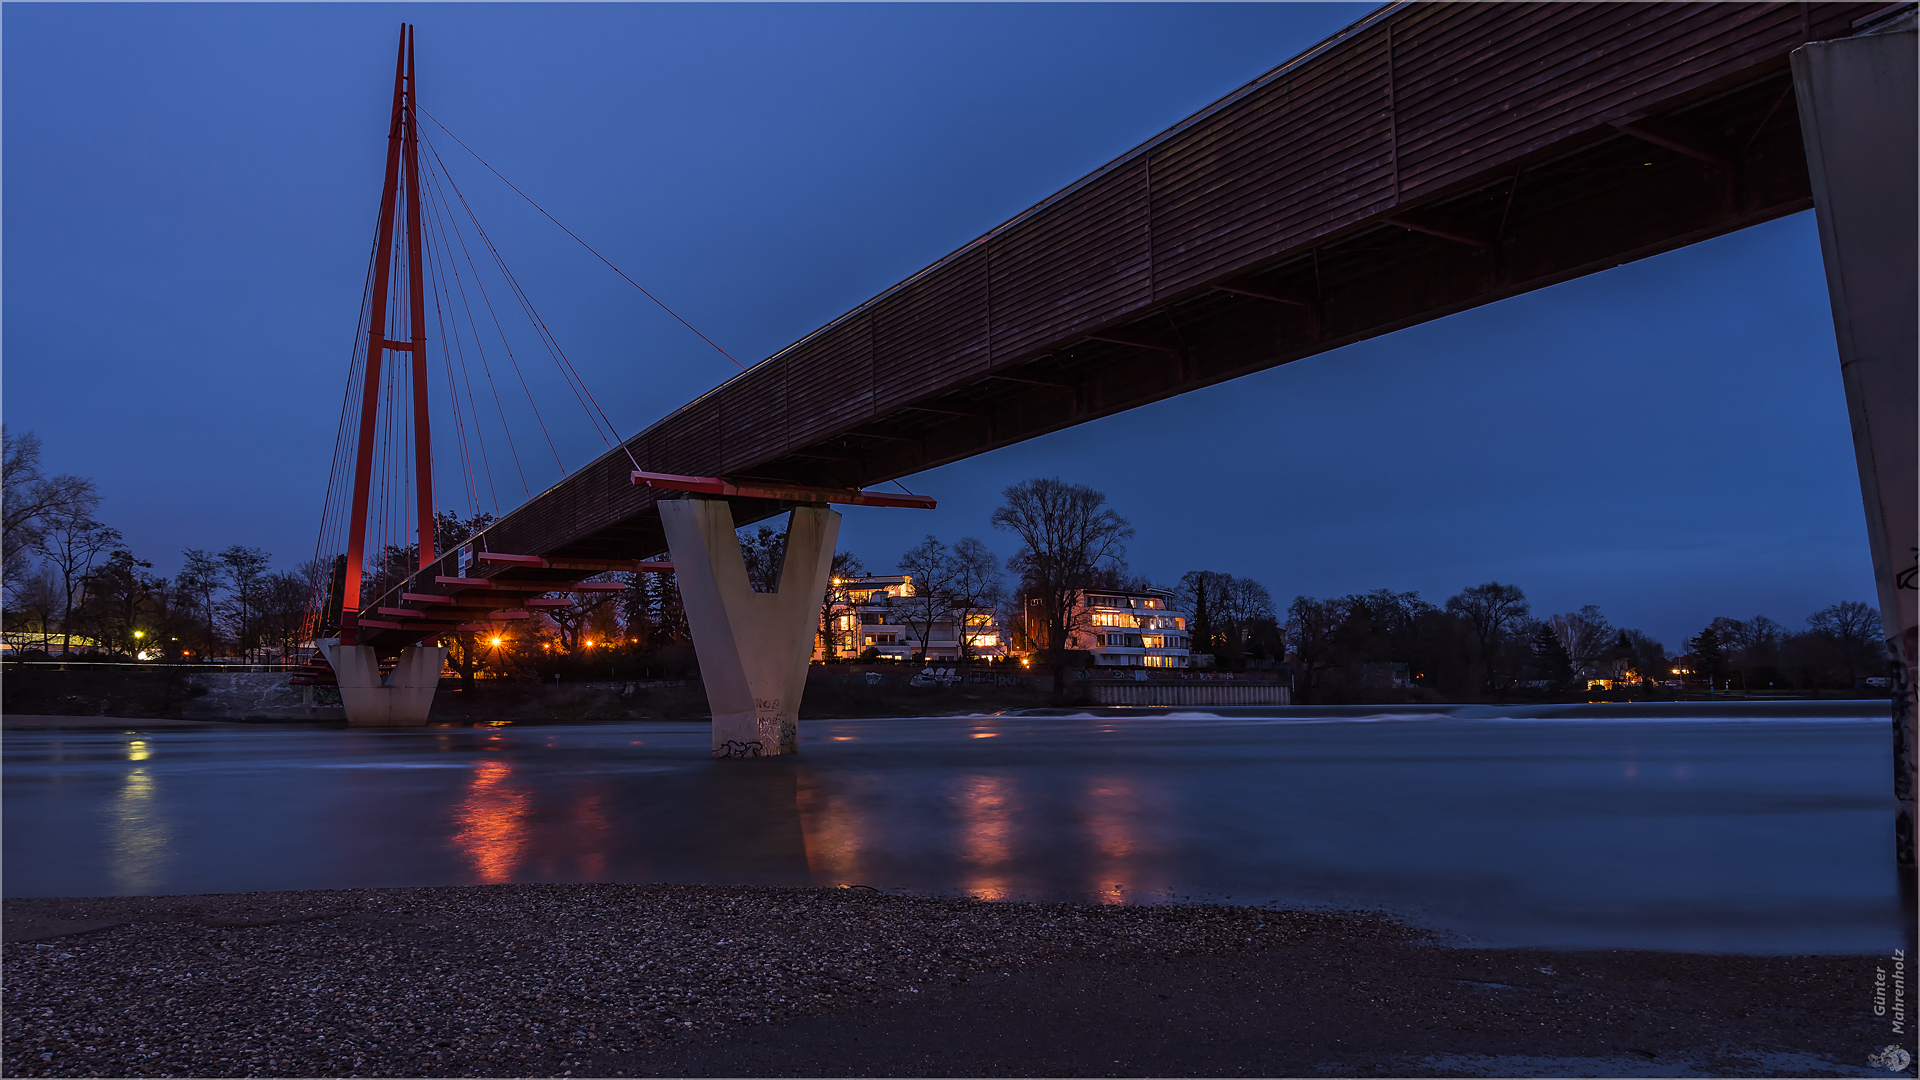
[659,498,840,758]
[319,639,447,727]
[1793,20,1918,925]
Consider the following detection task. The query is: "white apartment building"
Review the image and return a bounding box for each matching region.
[1058,588,1194,668]
[821,575,1008,663]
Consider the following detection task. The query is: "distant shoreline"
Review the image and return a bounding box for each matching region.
[2,697,1892,732]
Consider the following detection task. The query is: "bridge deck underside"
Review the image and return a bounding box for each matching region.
[356,1,1884,643]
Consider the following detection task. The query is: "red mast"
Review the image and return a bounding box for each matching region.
[339,24,434,646]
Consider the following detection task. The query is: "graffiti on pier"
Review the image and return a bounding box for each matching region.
[714,740,764,759]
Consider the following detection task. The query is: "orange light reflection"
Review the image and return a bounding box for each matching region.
[452,759,533,883]
[957,774,1017,900]
[797,773,870,885]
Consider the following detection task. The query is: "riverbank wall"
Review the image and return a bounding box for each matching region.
[0,663,1065,723]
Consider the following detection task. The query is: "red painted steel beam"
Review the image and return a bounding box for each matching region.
[472,553,675,573]
[402,25,436,576]
[631,471,936,509]
[337,27,411,645]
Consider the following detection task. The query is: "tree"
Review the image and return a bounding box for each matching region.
[257,570,309,662]
[1713,615,1786,690]
[991,478,1134,696]
[176,548,226,658]
[35,515,122,654]
[543,575,619,654]
[1286,594,1341,697]
[432,510,499,681]
[1217,576,1275,658]
[1178,571,1226,657]
[1179,572,1275,665]
[76,548,159,657]
[895,535,954,662]
[738,524,787,593]
[218,546,272,661]
[3,428,98,595]
[1624,629,1667,687]
[1445,582,1530,693]
[1685,625,1728,689]
[1807,601,1884,686]
[947,537,1004,663]
[816,550,865,661]
[1529,619,1574,690]
[1550,605,1614,676]
[12,563,60,647]
[434,510,496,561]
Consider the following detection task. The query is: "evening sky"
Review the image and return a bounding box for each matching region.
[2,2,1876,650]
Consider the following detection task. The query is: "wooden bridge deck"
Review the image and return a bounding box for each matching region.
[359,1,1886,638]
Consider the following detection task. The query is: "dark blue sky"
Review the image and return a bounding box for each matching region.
[4,3,1875,650]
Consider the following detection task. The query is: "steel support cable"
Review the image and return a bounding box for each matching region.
[421,142,631,474]
[418,186,484,521]
[423,137,630,468]
[424,233,480,522]
[417,149,567,478]
[419,107,747,373]
[419,160,531,496]
[421,135,640,472]
[423,138,608,445]
[426,188,505,515]
[309,224,384,637]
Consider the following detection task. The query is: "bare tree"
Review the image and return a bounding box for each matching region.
[544,577,619,654]
[991,478,1133,696]
[36,514,122,654]
[13,563,60,648]
[1807,600,1884,686]
[948,537,1004,663]
[896,535,954,662]
[3,428,98,595]
[176,549,226,658]
[1445,582,1530,693]
[1550,605,1614,676]
[218,546,272,661]
[1178,571,1228,656]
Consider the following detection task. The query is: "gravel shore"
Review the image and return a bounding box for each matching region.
[3,883,1891,1078]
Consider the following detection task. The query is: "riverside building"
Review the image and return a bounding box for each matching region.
[1049,588,1194,669]
[820,575,1008,663]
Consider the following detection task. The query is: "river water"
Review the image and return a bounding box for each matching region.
[3,703,1903,954]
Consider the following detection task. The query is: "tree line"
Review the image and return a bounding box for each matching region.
[4,439,1885,698]
[3,429,311,661]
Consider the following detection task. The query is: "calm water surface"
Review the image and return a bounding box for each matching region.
[3,706,1902,953]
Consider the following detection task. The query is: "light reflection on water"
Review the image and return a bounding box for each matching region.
[957,774,1017,901]
[1,709,1903,954]
[108,765,168,894]
[452,758,532,883]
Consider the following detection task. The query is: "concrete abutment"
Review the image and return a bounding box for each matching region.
[319,640,448,727]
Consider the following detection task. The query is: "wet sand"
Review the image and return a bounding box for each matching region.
[2,883,1891,1078]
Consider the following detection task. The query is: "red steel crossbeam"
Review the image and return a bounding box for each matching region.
[631,470,936,510]
[470,554,675,573]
